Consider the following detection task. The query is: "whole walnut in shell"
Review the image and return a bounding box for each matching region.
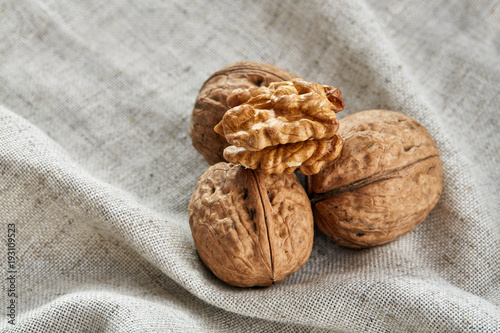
[188,162,314,287]
[191,61,298,165]
[309,110,443,249]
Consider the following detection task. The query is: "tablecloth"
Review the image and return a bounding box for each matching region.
[1,0,499,332]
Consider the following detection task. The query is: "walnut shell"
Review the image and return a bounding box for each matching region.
[309,110,443,249]
[188,162,314,287]
[190,61,298,165]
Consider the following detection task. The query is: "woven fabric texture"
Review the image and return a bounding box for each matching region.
[1,0,499,332]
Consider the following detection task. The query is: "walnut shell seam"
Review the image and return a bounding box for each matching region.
[309,154,440,205]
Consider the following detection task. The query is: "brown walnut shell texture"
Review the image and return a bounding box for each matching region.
[215,79,344,175]
[188,162,314,287]
[309,110,443,249]
[190,61,298,165]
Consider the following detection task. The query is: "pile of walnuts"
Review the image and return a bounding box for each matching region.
[188,61,443,287]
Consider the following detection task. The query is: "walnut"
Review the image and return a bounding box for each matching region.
[214,78,345,175]
[308,110,443,249]
[190,61,298,165]
[223,137,343,176]
[188,162,314,287]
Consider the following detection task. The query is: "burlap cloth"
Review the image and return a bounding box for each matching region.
[1,1,499,332]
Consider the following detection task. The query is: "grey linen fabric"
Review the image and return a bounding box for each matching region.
[1,0,499,332]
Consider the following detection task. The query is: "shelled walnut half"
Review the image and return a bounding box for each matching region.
[308,110,443,248]
[188,162,314,287]
[214,78,345,175]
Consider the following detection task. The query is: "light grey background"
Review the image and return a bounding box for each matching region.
[1,0,499,332]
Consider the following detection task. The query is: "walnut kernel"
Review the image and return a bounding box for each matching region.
[214,78,344,175]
